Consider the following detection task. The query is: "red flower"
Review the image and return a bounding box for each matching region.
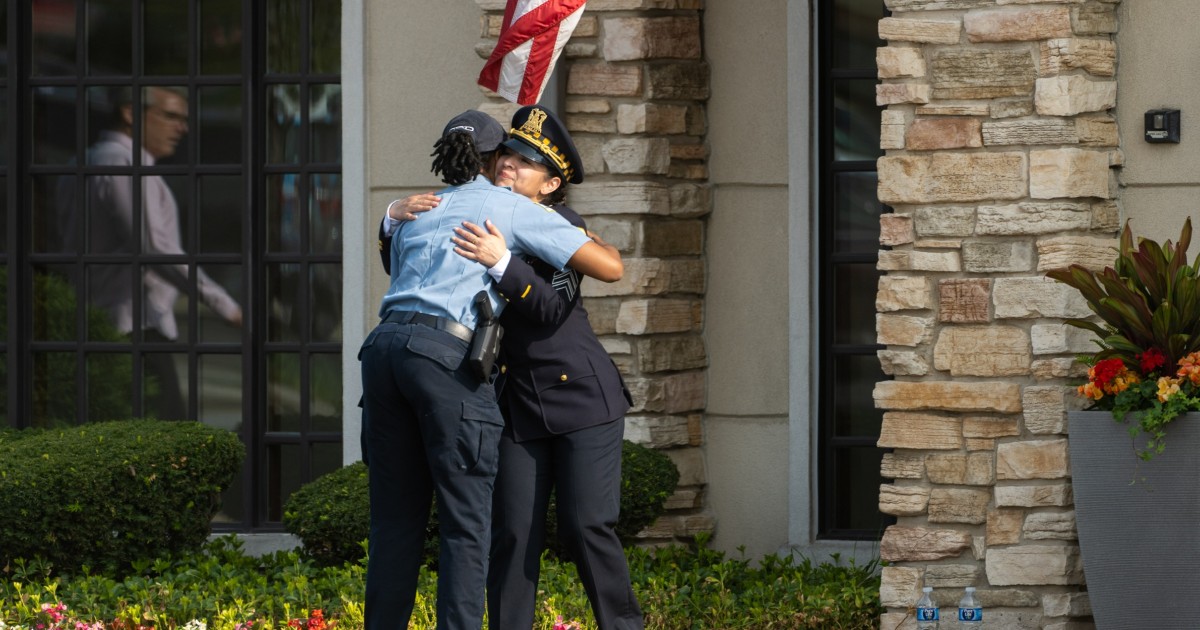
[1137,347,1167,374]
[1091,358,1126,387]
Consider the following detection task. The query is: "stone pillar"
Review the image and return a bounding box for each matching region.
[875,1,1119,628]
[474,0,713,543]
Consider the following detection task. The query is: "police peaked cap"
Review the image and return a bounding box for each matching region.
[503,105,584,184]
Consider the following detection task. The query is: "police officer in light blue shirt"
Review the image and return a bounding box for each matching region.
[358,110,623,630]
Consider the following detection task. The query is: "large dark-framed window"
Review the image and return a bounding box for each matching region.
[816,0,893,540]
[3,0,343,531]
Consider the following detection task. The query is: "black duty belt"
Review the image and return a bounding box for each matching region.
[382,310,473,343]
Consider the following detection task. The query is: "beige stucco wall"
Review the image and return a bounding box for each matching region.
[362,0,487,316]
[1117,1,1200,244]
[703,0,792,559]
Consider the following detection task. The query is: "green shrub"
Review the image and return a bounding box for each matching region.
[284,439,680,567]
[0,419,245,576]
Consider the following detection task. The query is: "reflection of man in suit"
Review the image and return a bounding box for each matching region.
[57,86,242,419]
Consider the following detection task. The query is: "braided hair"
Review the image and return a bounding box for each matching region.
[430,131,484,186]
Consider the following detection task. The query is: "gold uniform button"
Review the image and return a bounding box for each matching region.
[500,365,507,374]
[560,374,568,382]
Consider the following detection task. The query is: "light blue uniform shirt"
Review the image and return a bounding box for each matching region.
[379,175,590,331]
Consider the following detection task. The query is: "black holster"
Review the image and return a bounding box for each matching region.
[468,291,503,381]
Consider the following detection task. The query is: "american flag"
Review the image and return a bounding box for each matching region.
[478,0,587,105]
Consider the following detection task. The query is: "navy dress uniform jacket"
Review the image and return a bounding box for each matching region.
[490,204,632,441]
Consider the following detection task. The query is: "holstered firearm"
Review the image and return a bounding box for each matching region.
[468,291,503,381]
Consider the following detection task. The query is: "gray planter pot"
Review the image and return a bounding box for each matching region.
[1068,410,1200,629]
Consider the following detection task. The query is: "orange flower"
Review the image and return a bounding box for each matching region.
[1177,351,1200,385]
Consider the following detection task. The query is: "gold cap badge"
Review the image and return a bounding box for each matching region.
[519,108,548,137]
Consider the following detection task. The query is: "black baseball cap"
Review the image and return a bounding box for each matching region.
[442,110,506,154]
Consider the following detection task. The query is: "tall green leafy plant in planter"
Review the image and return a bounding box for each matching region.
[1047,217,1200,460]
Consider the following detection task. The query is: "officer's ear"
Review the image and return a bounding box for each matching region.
[539,175,562,199]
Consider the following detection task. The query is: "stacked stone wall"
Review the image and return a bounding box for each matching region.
[473,0,713,544]
[875,1,1120,628]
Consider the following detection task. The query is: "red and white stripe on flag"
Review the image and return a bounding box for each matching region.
[478,0,587,106]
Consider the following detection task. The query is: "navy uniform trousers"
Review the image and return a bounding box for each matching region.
[484,204,644,630]
[359,320,504,630]
[488,417,642,630]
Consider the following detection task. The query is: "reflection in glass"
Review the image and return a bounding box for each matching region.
[834,447,888,532]
[33,265,77,341]
[310,85,341,163]
[833,80,882,162]
[87,352,134,422]
[311,0,342,74]
[266,173,301,253]
[86,264,132,341]
[0,89,6,166]
[311,263,342,342]
[0,1,7,75]
[142,261,190,343]
[144,2,187,76]
[86,0,133,75]
[262,443,301,521]
[214,480,245,523]
[200,354,242,432]
[158,174,191,251]
[200,0,243,75]
[82,175,132,254]
[143,351,189,420]
[0,353,5,425]
[267,0,301,74]
[267,263,300,343]
[833,354,886,436]
[199,176,245,253]
[32,352,77,427]
[310,354,342,428]
[833,0,885,69]
[32,174,70,254]
[197,264,243,343]
[311,441,341,481]
[32,86,77,165]
[32,0,78,76]
[267,353,302,432]
[86,86,123,158]
[267,85,302,164]
[310,174,341,253]
[834,172,883,253]
[833,263,882,346]
[198,86,243,164]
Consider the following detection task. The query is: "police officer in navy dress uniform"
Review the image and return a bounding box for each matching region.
[452,106,645,630]
[359,110,623,630]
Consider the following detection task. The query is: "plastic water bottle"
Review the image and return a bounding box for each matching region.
[957,586,982,627]
[916,586,939,629]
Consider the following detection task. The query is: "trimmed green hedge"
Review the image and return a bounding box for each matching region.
[0,419,244,576]
[284,439,680,567]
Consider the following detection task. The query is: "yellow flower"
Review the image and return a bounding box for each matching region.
[1157,376,1181,403]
